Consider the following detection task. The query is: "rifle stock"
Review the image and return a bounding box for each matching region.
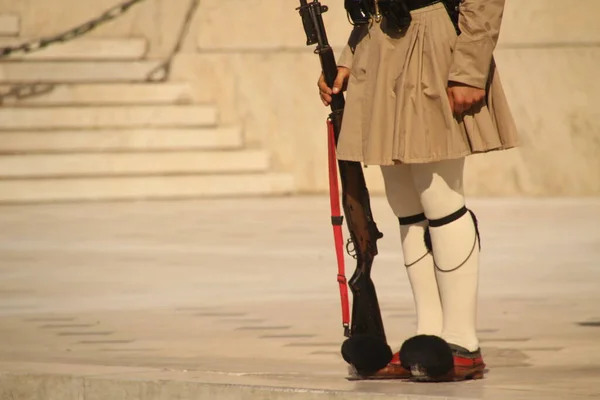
[296,0,388,358]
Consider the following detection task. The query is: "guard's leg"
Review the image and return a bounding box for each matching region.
[381,164,442,337]
[399,158,485,381]
[353,164,438,380]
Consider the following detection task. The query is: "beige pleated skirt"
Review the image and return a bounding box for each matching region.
[336,2,519,165]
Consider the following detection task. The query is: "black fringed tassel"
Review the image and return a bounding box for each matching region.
[424,227,433,253]
[341,334,393,375]
[468,209,481,250]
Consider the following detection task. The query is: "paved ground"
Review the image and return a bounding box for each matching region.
[0,196,599,400]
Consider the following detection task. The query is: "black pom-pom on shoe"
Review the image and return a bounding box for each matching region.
[341,338,354,364]
[399,335,454,378]
[340,334,393,374]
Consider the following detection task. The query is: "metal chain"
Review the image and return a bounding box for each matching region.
[0,0,201,104]
[146,0,200,82]
[0,0,148,58]
[0,84,56,104]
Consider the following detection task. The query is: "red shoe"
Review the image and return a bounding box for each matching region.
[348,352,412,380]
[451,346,486,380]
[411,344,486,382]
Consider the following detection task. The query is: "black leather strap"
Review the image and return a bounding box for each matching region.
[428,206,468,228]
[398,212,427,226]
[406,0,461,34]
[406,0,442,11]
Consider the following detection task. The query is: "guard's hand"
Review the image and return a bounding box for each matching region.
[447,82,486,116]
[318,67,350,106]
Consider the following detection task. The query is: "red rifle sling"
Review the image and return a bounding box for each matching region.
[326,119,350,333]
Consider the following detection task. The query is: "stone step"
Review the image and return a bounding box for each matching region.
[0,60,162,83]
[0,14,19,36]
[0,83,194,106]
[0,150,269,178]
[0,105,217,130]
[0,127,243,153]
[0,173,295,203]
[0,38,147,60]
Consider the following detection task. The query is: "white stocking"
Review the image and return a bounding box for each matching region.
[410,158,480,352]
[381,165,442,337]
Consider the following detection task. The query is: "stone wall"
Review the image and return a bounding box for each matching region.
[2,0,599,196]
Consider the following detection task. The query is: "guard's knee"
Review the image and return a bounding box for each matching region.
[423,206,481,254]
[381,165,424,219]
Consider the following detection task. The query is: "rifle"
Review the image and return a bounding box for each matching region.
[296,0,393,375]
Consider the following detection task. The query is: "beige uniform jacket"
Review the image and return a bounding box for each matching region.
[339,0,506,89]
[333,0,519,165]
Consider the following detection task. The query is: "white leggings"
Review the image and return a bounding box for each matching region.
[381,158,466,223]
[380,158,480,351]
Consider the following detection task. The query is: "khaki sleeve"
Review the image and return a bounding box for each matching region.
[337,43,355,69]
[336,25,367,69]
[448,0,506,89]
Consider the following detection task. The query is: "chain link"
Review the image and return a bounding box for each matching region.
[0,0,148,58]
[145,0,200,82]
[0,84,56,104]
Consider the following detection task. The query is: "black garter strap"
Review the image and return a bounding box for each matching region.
[428,206,468,227]
[423,206,482,272]
[398,213,427,226]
